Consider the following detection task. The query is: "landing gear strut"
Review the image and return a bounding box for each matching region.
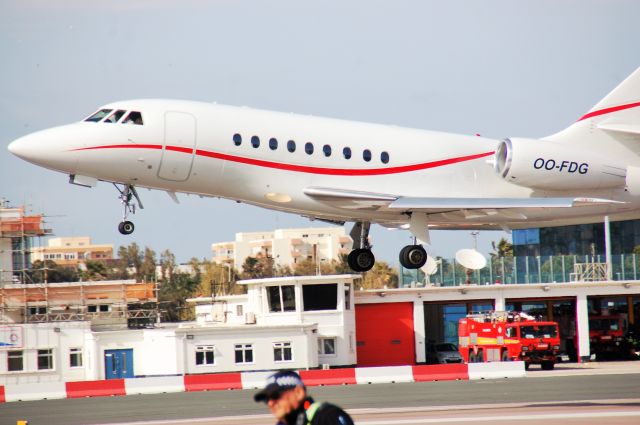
[115,183,143,235]
[347,221,375,272]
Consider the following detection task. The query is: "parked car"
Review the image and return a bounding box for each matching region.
[425,342,464,364]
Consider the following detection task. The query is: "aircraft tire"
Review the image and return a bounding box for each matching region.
[348,248,375,272]
[118,220,135,235]
[399,245,427,269]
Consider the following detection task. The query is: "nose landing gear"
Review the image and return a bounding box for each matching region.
[115,183,143,235]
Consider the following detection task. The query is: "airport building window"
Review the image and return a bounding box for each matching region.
[269,138,278,150]
[104,109,126,123]
[363,149,372,162]
[7,350,23,372]
[318,338,336,356]
[195,345,215,366]
[303,284,338,311]
[85,109,113,122]
[251,136,260,148]
[273,342,292,362]
[381,151,389,164]
[234,343,254,364]
[38,349,54,370]
[343,147,352,159]
[323,144,332,157]
[122,111,143,125]
[287,140,296,153]
[69,348,83,368]
[305,142,314,155]
[233,133,242,146]
[267,285,296,312]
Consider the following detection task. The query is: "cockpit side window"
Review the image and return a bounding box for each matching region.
[122,111,144,125]
[85,109,113,122]
[104,110,127,123]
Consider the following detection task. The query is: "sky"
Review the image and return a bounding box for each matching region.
[1,0,639,265]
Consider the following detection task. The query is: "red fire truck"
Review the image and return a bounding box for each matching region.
[458,311,561,370]
[589,314,627,359]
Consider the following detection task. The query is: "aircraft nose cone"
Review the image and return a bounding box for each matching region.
[7,135,32,160]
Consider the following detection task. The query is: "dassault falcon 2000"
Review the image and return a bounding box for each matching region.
[8,67,640,272]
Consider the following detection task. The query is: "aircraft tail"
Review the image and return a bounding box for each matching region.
[545,66,640,150]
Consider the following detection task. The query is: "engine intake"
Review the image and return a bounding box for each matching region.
[493,138,625,191]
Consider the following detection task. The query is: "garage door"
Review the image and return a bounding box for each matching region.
[355,302,415,366]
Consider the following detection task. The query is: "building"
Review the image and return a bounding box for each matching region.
[211,227,352,271]
[30,236,113,267]
[0,202,51,285]
[0,274,359,384]
[513,219,640,257]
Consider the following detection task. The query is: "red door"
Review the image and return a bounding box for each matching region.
[355,302,415,366]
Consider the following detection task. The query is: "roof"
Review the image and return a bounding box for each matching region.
[237,274,362,286]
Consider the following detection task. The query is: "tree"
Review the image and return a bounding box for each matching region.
[491,238,514,258]
[80,260,109,281]
[28,260,78,283]
[139,247,157,282]
[241,254,275,279]
[360,261,398,290]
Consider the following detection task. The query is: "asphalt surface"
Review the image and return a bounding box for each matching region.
[2,373,640,425]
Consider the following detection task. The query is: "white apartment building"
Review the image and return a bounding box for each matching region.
[31,236,113,267]
[211,227,352,271]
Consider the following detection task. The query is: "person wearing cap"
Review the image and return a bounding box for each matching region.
[254,371,354,425]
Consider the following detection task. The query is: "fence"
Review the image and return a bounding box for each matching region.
[400,254,640,287]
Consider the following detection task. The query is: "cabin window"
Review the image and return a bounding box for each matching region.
[104,110,126,123]
[287,140,296,153]
[233,133,242,146]
[251,136,260,148]
[343,147,352,159]
[84,109,112,122]
[303,284,338,311]
[305,142,314,155]
[323,144,332,157]
[363,149,372,162]
[122,111,143,125]
[381,151,390,164]
[269,138,278,150]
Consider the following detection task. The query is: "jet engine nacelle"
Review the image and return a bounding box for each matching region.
[494,138,626,190]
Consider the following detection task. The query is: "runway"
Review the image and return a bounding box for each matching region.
[2,371,640,425]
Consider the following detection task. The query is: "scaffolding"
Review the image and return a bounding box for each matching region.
[0,280,158,328]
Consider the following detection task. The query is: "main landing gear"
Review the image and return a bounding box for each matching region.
[346,222,428,272]
[115,183,143,235]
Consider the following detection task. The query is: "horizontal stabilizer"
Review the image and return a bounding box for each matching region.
[597,121,640,135]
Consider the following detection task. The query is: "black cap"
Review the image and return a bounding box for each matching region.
[254,371,305,403]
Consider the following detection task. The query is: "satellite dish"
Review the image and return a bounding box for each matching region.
[455,249,487,270]
[421,256,439,275]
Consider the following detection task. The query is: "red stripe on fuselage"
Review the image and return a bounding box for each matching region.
[578,101,640,121]
[72,144,494,176]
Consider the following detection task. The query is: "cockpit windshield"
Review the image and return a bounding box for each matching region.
[85,109,113,122]
[122,111,143,125]
[104,109,127,123]
[84,109,144,125]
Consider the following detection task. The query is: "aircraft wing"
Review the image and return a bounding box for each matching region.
[304,186,621,214]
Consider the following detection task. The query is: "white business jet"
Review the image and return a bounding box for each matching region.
[8,67,640,272]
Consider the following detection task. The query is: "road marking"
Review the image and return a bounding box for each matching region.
[358,411,640,424]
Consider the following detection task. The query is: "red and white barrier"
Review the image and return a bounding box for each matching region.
[125,375,185,395]
[0,362,526,403]
[468,361,526,380]
[356,365,414,384]
[4,381,66,402]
